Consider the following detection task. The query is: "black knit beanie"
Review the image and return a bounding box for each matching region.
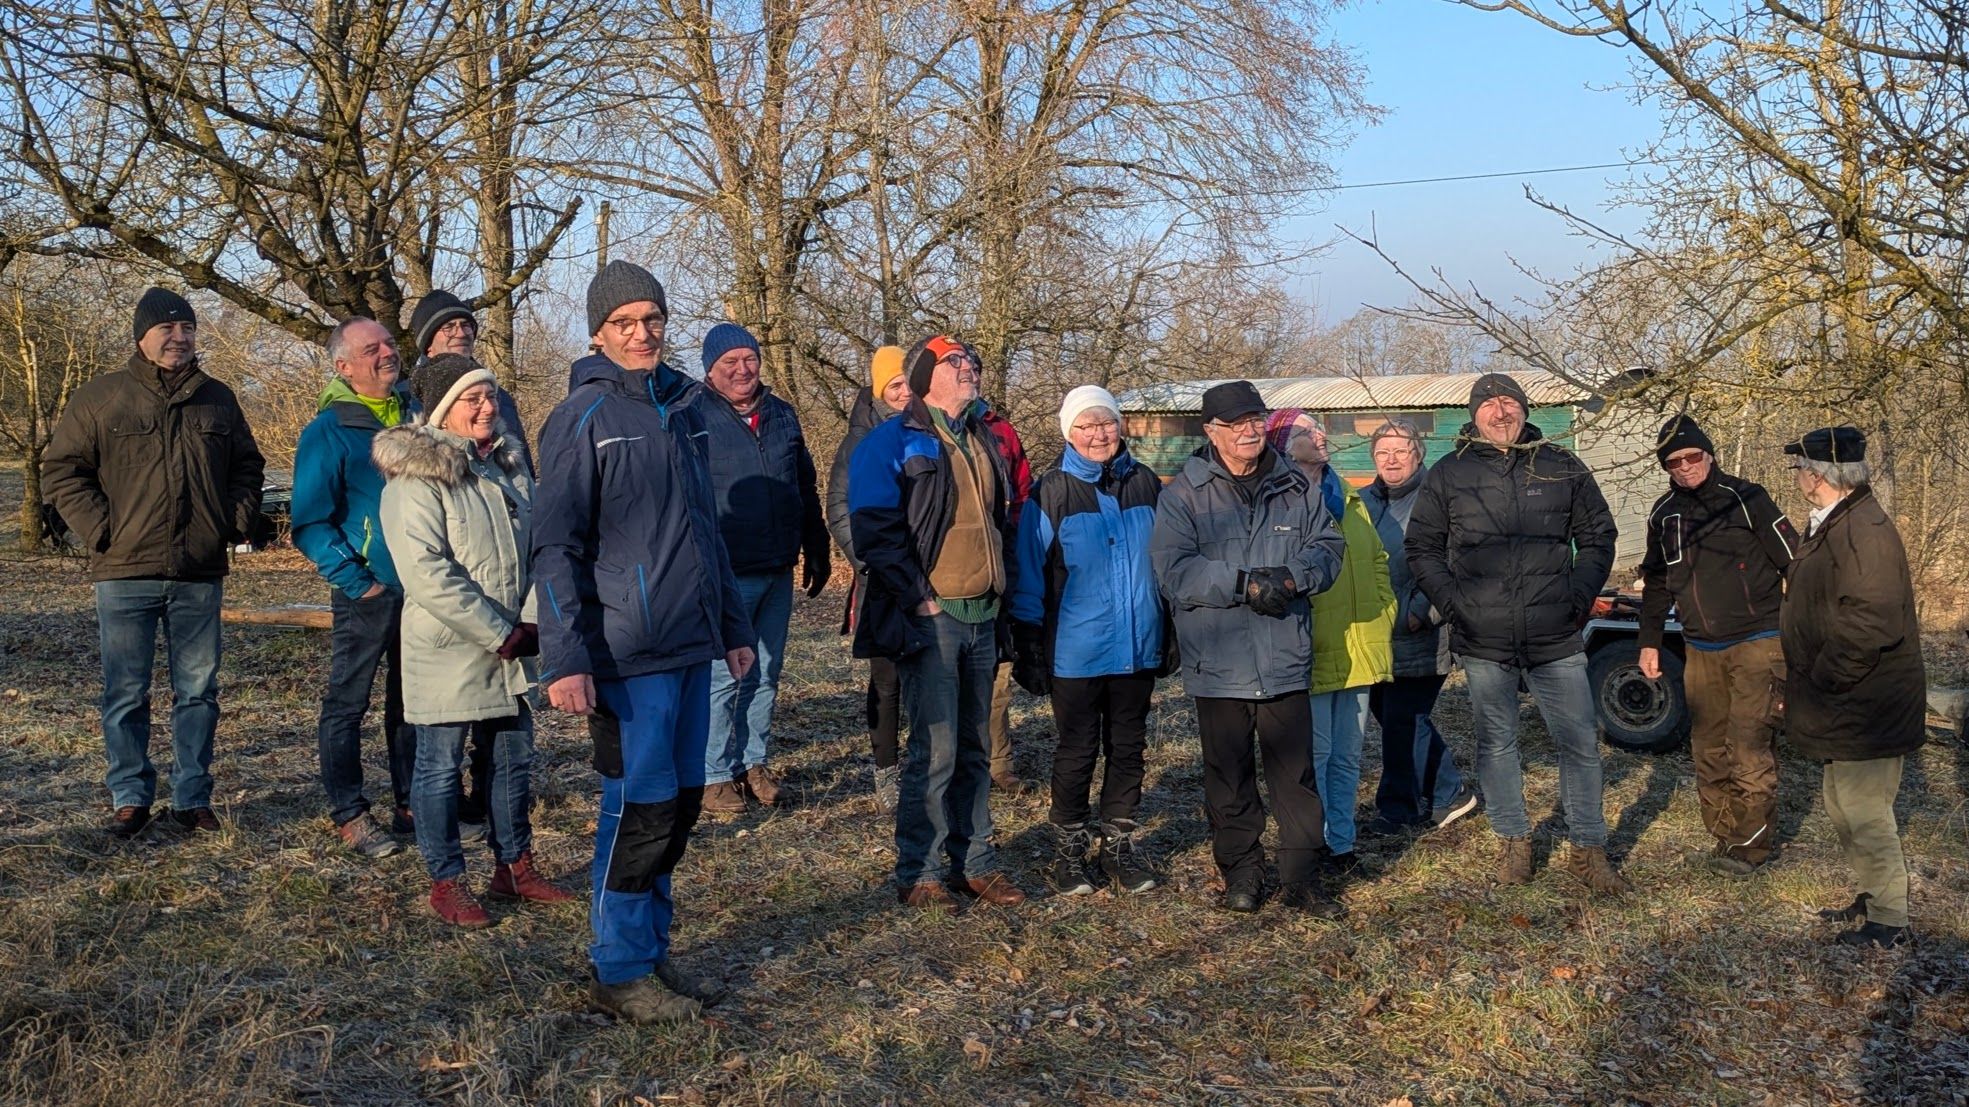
[1654,415,1716,467]
[409,290,474,359]
[133,287,196,345]
[585,261,667,338]
[1467,372,1531,420]
[413,354,495,427]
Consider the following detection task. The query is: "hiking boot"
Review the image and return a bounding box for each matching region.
[702,780,747,816]
[655,960,728,1006]
[488,852,576,903]
[429,877,492,928]
[1833,921,1911,950]
[1704,847,1761,879]
[1220,874,1263,914]
[1098,819,1158,893]
[1561,844,1633,896]
[1818,893,1872,922]
[168,806,221,833]
[391,805,415,836]
[899,880,960,911]
[1279,881,1348,920]
[742,764,785,807]
[961,872,1026,906]
[1495,836,1533,885]
[1430,786,1481,831]
[459,819,488,844]
[1363,814,1421,838]
[589,972,700,1024]
[338,814,402,859]
[991,769,1032,795]
[109,805,152,840]
[1047,822,1097,896]
[873,765,901,813]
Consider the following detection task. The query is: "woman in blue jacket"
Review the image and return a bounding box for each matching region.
[1010,386,1165,896]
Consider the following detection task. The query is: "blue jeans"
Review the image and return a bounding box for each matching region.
[894,612,998,889]
[590,663,711,987]
[1462,653,1607,847]
[411,702,535,881]
[95,579,223,810]
[316,588,415,826]
[705,570,792,784]
[1310,687,1370,854]
[1370,674,1467,823]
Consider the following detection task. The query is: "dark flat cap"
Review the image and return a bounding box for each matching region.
[1783,425,1865,463]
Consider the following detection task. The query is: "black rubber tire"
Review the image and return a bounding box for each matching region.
[1587,639,1690,754]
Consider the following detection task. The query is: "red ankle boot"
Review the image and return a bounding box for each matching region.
[489,852,575,903]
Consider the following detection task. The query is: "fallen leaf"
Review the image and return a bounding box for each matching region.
[962,1036,991,1070]
[1383,1097,1415,1107]
[1508,914,1533,929]
[1552,965,1577,980]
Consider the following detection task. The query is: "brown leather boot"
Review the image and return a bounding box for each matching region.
[589,972,699,1024]
[702,780,747,815]
[488,852,576,903]
[899,880,960,911]
[1495,836,1533,885]
[742,764,785,807]
[1561,844,1633,896]
[962,872,1027,906]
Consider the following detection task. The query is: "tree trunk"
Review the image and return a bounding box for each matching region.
[18,444,43,553]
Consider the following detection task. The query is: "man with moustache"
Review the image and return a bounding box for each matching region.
[1149,380,1346,917]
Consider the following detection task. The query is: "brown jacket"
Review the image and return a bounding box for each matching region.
[1778,485,1926,761]
[42,354,266,582]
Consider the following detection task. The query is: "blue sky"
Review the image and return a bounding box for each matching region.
[1293,1,1666,325]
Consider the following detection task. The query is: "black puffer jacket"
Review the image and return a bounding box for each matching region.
[1780,486,1926,762]
[1405,423,1617,666]
[1638,470,1797,649]
[826,387,893,633]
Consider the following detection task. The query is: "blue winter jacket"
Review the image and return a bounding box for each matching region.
[1011,444,1164,678]
[531,354,752,684]
[678,385,830,576]
[292,379,410,597]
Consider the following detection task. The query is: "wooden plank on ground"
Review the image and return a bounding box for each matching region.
[222,604,334,630]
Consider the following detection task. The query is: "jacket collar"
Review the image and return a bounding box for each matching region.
[1369,469,1424,503]
[125,351,209,401]
[1806,483,1872,538]
[1184,444,1302,496]
[1061,442,1135,484]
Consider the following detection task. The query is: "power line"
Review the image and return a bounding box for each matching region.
[1336,160,1652,191]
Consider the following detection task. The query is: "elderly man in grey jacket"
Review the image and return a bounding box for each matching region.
[1150,380,1346,917]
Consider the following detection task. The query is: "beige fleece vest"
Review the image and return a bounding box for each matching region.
[927,422,1004,600]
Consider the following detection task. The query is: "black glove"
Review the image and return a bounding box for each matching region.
[1010,622,1052,696]
[1242,566,1298,617]
[802,542,833,597]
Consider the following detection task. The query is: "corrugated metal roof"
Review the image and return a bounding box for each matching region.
[1117,370,1594,413]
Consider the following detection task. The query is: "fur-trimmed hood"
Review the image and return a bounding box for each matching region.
[372,420,525,485]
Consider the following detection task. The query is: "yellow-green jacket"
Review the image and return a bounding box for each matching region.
[1310,470,1396,694]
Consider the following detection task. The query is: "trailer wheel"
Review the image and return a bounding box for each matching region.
[1587,640,1689,753]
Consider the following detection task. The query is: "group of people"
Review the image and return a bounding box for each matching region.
[41,272,1930,1029]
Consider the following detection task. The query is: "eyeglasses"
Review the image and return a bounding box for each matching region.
[1209,415,1266,433]
[1663,452,1707,471]
[937,351,971,368]
[603,313,667,338]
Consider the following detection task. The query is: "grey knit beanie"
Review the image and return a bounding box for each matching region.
[585,261,667,338]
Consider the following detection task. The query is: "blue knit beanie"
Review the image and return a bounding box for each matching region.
[700,322,760,373]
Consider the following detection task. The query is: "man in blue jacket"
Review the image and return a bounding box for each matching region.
[292,317,417,859]
[848,335,1027,912]
[533,260,755,1025]
[684,322,831,814]
[1149,380,1346,918]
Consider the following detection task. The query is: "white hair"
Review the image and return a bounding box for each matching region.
[1799,456,1869,490]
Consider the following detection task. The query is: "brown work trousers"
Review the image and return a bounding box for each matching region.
[1681,636,1785,863]
[989,662,1016,775]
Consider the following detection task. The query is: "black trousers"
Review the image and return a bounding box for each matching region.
[1195,692,1325,886]
[867,655,902,769]
[1047,671,1155,826]
[1369,673,1449,825]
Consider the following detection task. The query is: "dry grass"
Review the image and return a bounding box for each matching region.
[1,463,1965,1106]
